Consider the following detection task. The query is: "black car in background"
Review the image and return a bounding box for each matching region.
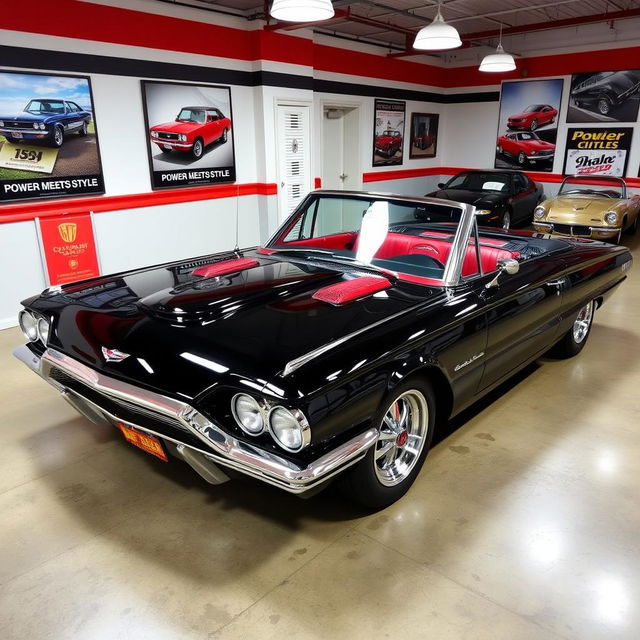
[571,71,640,116]
[427,169,544,229]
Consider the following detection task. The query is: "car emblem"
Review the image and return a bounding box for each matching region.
[101,347,130,363]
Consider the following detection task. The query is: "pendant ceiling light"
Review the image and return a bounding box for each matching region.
[270,0,335,22]
[413,1,461,51]
[479,24,516,72]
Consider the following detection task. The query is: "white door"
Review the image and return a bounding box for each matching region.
[276,103,311,221]
[321,106,361,191]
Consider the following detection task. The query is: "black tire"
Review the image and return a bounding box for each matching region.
[340,377,436,510]
[192,137,204,159]
[78,121,88,136]
[530,118,538,131]
[51,125,64,148]
[517,151,526,165]
[551,300,595,358]
[597,96,612,115]
[624,215,638,235]
[220,128,228,144]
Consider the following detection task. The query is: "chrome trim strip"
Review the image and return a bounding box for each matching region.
[13,345,377,493]
[442,201,476,287]
[149,138,191,148]
[0,127,48,135]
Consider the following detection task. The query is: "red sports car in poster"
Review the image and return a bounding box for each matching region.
[507,104,557,131]
[497,131,555,166]
[149,106,231,160]
[375,130,403,158]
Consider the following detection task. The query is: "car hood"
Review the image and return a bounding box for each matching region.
[544,196,621,223]
[31,251,432,400]
[427,189,506,208]
[151,121,201,133]
[508,112,533,120]
[517,139,555,151]
[376,135,399,144]
[0,111,51,122]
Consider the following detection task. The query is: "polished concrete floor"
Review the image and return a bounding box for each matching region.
[1,233,639,639]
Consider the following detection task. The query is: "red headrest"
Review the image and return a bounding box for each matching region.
[312,276,392,305]
[192,257,259,278]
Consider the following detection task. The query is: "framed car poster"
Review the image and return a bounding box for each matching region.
[567,71,640,123]
[141,80,236,190]
[0,70,105,203]
[494,78,564,173]
[409,113,439,159]
[563,127,633,177]
[372,99,405,166]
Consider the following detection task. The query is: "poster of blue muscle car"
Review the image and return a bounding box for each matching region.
[0,70,105,202]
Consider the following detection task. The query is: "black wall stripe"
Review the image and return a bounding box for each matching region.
[0,45,497,103]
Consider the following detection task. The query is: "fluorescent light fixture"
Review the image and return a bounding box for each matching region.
[270,0,335,22]
[413,4,461,51]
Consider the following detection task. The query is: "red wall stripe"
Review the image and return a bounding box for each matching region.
[0,182,277,225]
[363,167,640,188]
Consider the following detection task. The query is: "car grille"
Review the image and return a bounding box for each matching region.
[48,366,192,435]
[157,131,180,140]
[536,150,554,157]
[552,223,591,236]
[3,121,33,129]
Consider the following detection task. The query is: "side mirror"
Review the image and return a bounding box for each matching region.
[437,182,446,189]
[485,258,519,289]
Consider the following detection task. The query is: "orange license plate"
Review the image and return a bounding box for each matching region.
[117,422,168,462]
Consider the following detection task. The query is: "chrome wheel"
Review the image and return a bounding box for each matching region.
[502,211,511,230]
[597,98,611,115]
[572,301,594,344]
[193,139,203,158]
[530,118,538,131]
[54,127,63,147]
[518,151,526,164]
[374,390,429,487]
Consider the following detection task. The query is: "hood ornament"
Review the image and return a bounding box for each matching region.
[101,347,130,363]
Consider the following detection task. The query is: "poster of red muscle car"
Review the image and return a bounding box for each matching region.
[141,80,236,189]
[494,78,564,173]
[372,99,405,166]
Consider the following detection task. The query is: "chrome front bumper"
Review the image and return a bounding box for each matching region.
[533,221,621,239]
[14,345,377,494]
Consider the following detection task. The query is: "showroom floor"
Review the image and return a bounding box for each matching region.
[1,234,639,640]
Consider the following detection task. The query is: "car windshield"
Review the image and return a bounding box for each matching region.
[381,130,398,136]
[267,193,486,285]
[176,109,206,123]
[523,104,544,112]
[446,172,511,192]
[518,132,538,141]
[25,100,65,114]
[559,177,624,199]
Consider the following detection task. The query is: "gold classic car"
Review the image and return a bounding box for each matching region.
[533,175,640,242]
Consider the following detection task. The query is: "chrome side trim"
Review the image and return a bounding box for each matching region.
[13,345,377,494]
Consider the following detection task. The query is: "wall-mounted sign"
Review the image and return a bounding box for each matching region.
[567,71,640,123]
[0,70,105,203]
[409,113,439,159]
[372,99,405,167]
[563,127,633,177]
[141,80,236,190]
[494,78,564,173]
[39,214,100,285]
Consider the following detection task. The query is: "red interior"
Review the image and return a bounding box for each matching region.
[312,276,392,305]
[285,232,520,278]
[192,257,259,278]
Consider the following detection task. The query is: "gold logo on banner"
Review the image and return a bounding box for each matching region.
[58,223,77,243]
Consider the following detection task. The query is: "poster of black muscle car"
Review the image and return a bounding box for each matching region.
[373,99,405,166]
[494,79,563,172]
[563,127,633,177]
[142,81,236,190]
[567,71,640,123]
[0,70,104,202]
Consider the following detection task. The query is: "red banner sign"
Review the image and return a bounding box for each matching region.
[38,214,100,285]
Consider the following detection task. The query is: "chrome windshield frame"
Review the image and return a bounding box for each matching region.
[265,190,477,288]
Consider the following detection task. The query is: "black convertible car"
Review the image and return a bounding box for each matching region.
[15,191,632,508]
[427,169,544,230]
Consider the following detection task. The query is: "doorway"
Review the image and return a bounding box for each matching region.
[321,104,361,191]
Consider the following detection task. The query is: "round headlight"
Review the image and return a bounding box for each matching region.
[151,131,158,138]
[0,120,4,127]
[231,394,265,435]
[33,122,39,129]
[534,206,546,219]
[39,123,46,130]
[18,310,38,342]
[476,209,492,216]
[37,317,50,344]
[179,134,187,142]
[269,407,310,453]
[605,211,618,225]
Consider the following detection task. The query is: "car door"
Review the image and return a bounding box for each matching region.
[477,254,566,391]
[510,173,539,224]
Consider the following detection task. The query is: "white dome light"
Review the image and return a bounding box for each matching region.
[479,43,516,72]
[413,9,462,50]
[270,0,335,22]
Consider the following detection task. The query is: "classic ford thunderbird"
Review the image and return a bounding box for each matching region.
[0,99,91,147]
[533,175,640,241]
[15,191,632,508]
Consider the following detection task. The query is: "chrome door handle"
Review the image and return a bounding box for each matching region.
[546,279,565,287]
